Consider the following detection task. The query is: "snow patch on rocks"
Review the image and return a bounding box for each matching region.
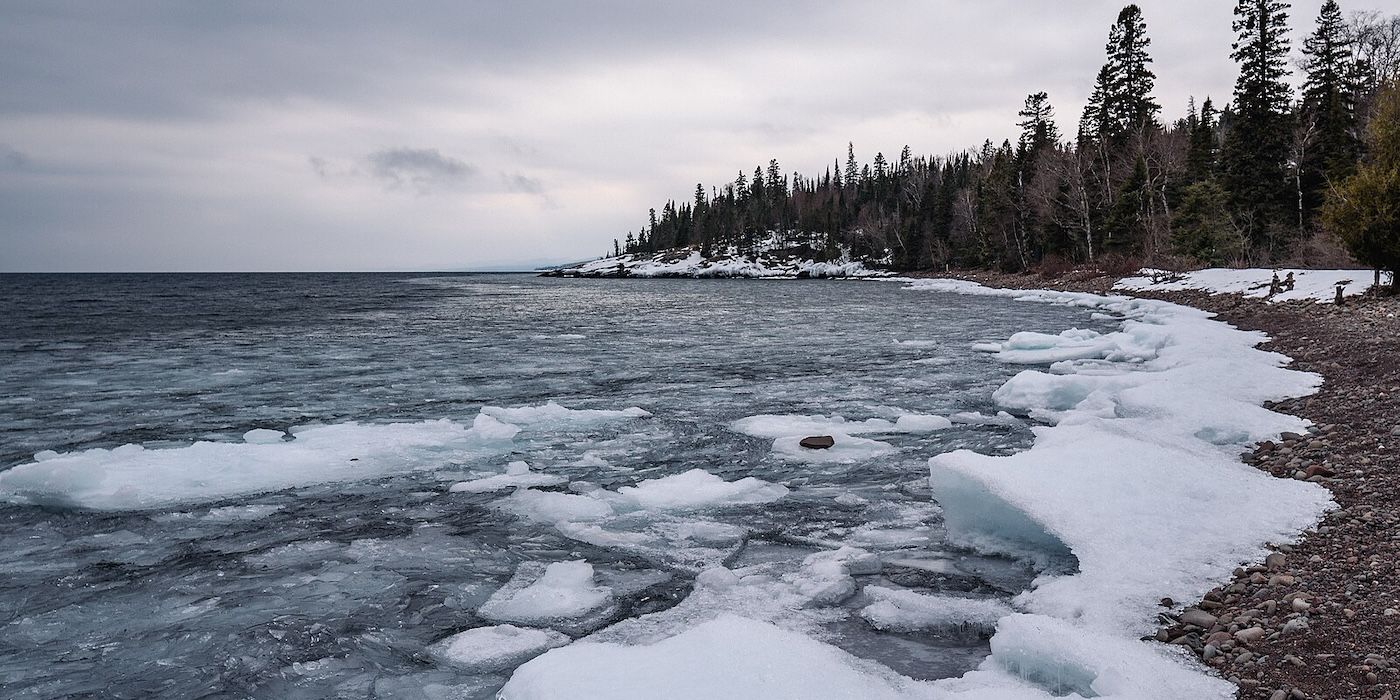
[1115,267,1388,303]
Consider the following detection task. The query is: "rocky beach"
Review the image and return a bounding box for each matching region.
[936,269,1400,700]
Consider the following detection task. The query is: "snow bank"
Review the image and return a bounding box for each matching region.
[1116,267,1388,303]
[552,236,893,280]
[905,278,1334,698]
[499,615,909,700]
[448,461,566,494]
[478,560,616,631]
[426,624,570,673]
[0,416,519,510]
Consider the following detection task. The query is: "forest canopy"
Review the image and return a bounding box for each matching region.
[614,2,1400,274]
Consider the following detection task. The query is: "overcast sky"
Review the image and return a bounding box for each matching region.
[0,0,1382,272]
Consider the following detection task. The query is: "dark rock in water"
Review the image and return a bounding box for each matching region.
[799,435,835,449]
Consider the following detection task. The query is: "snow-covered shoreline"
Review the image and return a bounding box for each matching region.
[503,278,1335,699]
[907,280,1334,698]
[1116,267,1389,303]
[544,244,892,279]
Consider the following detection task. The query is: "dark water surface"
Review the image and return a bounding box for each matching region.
[0,273,1108,698]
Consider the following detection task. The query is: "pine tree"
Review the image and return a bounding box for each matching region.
[1299,0,1360,223]
[1222,0,1295,259]
[1172,179,1242,264]
[1017,91,1060,156]
[1323,79,1400,285]
[1186,97,1220,183]
[1079,66,1117,143]
[1104,156,1150,251]
[844,143,858,191]
[1106,5,1161,133]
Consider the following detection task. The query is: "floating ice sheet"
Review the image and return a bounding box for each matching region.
[425,624,570,673]
[0,416,518,510]
[501,615,910,700]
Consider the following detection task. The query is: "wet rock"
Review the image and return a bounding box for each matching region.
[1180,609,1218,628]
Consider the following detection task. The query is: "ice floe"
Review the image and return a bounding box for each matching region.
[425,624,570,673]
[731,412,950,464]
[448,461,567,494]
[480,401,651,428]
[860,586,1012,633]
[0,415,519,510]
[607,468,789,511]
[477,560,617,633]
[500,615,910,700]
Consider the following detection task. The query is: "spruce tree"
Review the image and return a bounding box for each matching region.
[1222,0,1295,259]
[1079,66,1116,143]
[1017,91,1061,156]
[1104,156,1150,251]
[1106,5,1160,133]
[1299,0,1360,223]
[1323,79,1400,286]
[844,143,859,191]
[1186,97,1220,183]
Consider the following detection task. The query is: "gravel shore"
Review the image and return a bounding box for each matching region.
[921,270,1400,700]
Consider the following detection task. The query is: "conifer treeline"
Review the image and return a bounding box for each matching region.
[614,1,1400,272]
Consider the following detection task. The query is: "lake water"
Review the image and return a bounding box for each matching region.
[0,273,1109,699]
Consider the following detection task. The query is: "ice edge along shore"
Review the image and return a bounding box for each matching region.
[503,278,1336,700]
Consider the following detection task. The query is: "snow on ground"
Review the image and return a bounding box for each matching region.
[1116,267,1389,303]
[906,278,1334,697]
[425,624,570,673]
[552,235,893,279]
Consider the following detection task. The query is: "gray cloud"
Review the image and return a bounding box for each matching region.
[0,0,1391,271]
[0,143,30,170]
[364,148,474,193]
[502,173,544,195]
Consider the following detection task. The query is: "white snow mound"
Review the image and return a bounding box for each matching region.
[906,278,1334,699]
